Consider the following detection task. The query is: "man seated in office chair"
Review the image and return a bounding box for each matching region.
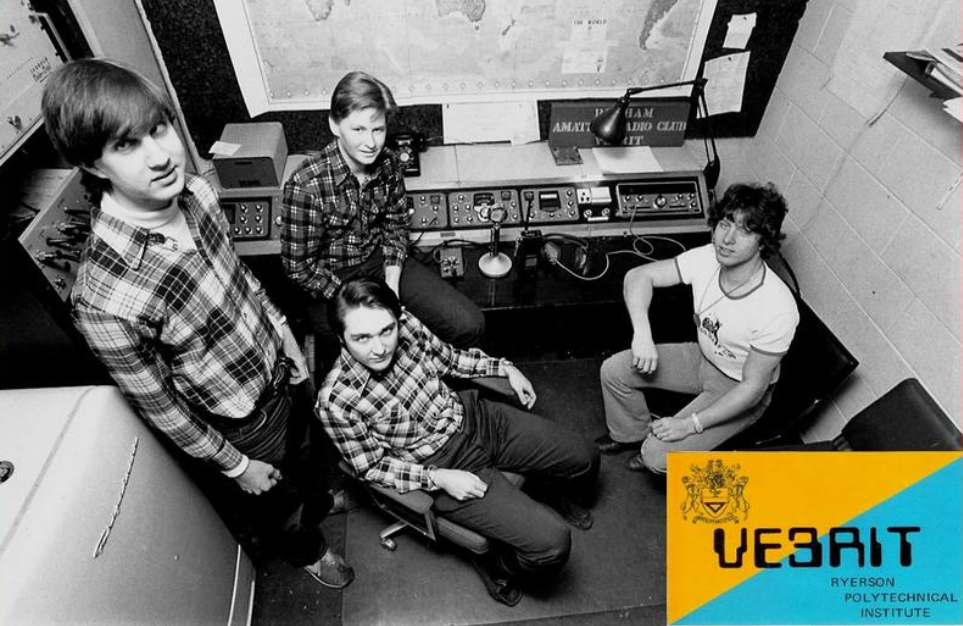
[598,182,800,473]
[42,58,353,589]
[318,278,600,605]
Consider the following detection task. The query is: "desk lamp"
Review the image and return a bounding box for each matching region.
[477,205,512,278]
[590,77,720,189]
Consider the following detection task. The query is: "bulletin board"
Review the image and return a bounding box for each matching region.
[139,0,808,156]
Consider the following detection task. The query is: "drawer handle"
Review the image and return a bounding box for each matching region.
[93,436,139,558]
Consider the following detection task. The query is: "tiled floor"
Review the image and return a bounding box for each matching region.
[251,357,671,625]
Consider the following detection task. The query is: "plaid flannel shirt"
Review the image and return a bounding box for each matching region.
[318,313,509,493]
[72,175,285,472]
[281,142,410,299]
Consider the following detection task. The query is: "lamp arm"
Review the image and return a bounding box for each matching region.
[621,77,707,99]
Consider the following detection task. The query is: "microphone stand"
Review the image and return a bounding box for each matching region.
[477,207,512,278]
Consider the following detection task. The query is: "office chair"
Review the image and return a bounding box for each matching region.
[333,375,528,604]
[829,378,961,451]
[766,378,962,452]
[339,461,523,552]
[717,297,858,449]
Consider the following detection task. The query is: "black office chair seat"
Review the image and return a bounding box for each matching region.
[350,465,524,552]
[718,297,858,449]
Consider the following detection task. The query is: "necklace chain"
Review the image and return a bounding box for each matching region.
[695,263,764,322]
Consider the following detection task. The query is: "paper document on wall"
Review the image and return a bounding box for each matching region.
[943,97,963,122]
[723,13,756,50]
[703,52,751,115]
[592,147,663,174]
[442,101,540,145]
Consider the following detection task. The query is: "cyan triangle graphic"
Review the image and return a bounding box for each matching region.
[676,459,962,625]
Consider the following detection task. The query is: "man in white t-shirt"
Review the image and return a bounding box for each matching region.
[598,183,800,473]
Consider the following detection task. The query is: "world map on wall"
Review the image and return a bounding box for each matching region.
[215,0,716,113]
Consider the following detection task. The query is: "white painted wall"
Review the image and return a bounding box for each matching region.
[706,0,961,439]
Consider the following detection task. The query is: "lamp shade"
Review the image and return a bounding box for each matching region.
[589,98,630,145]
[589,77,721,191]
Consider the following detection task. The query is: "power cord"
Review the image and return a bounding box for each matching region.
[541,231,688,281]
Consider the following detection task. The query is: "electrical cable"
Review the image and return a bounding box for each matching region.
[550,248,647,282]
[408,216,438,249]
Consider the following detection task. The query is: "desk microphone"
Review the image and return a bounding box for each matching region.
[477,205,512,278]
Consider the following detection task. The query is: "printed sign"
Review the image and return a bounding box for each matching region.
[548,99,691,148]
[667,452,962,625]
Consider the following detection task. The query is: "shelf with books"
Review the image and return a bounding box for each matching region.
[883,50,961,100]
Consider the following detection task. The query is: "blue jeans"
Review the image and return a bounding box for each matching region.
[197,377,335,568]
[426,390,600,582]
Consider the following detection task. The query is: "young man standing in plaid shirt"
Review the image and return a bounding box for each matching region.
[318,277,600,605]
[42,58,353,588]
[281,71,485,361]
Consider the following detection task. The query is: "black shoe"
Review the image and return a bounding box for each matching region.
[549,499,594,531]
[595,433,642,454]
[470,556,522,606]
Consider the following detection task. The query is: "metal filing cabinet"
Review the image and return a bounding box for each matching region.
[0,386,255,625]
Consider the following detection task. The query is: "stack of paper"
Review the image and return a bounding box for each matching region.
[920,44,963,97]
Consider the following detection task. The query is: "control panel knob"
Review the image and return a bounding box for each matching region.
[655,194,667,208]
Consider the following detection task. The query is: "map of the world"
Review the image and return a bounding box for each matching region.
[213,0,717,114]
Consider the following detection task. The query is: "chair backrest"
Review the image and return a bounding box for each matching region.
[839,378,962,451]
[720,297,858,448]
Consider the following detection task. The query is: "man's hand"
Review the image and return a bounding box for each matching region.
[505,365,537,409]
[236,459,282,495]
[651,416,695,442]
[280,325,310,385]
[384,265,402,297]
[631,332,659,375]
[433,468,488,501]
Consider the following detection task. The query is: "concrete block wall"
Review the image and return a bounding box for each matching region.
[703,0,961,440]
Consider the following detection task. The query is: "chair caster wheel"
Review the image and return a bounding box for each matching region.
[380,538,397,551]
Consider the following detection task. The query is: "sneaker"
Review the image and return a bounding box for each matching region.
[303,547,355,589]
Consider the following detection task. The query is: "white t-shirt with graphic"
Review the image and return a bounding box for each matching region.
[675,244,799,382]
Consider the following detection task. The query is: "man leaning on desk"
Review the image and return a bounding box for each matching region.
[281,70,484,362]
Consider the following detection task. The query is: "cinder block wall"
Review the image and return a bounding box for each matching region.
[698,0,961,439]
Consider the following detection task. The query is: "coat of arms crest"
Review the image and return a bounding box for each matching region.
[680,459,749,524]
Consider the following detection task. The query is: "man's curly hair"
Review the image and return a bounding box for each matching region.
[708,182,788,259]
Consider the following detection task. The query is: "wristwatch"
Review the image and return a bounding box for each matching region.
[691,412,705,434]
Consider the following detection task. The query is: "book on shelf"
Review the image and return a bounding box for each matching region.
[925,61,962,95]
[925,44,963,80]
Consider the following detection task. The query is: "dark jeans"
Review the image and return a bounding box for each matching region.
[193,379,336,568]
[425,390,600,582]
[306,252,486,364]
